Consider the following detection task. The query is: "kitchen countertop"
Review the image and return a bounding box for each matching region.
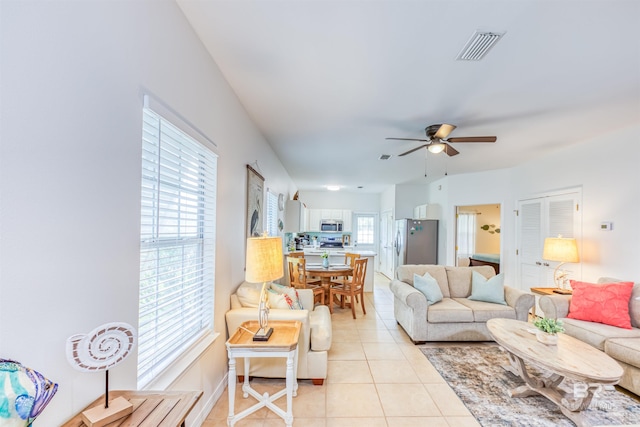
[285,249,377,257]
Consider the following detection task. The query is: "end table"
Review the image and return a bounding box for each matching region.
[226,320,302,427]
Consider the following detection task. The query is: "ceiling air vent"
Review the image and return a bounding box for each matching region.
[456,31,505,61]
[379,154,392,160]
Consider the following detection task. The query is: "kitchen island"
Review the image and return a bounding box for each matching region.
[284,248,377,292]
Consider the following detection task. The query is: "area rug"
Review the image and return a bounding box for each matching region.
[420,345,640,426]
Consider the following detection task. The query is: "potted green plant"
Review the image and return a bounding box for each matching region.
[321,251,330,268]
[533,317,564,345]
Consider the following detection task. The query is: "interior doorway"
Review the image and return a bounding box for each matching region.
[455,204,501,271]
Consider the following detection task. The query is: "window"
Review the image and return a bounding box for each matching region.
[138,104,217,388]
[356,216,375,245]
[457,213,477,259]
[265,191,278,237]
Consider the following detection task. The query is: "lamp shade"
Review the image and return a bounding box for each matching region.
[542,237,579,263]
[245,236,283,283]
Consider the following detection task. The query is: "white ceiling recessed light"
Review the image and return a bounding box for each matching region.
[326,185,340,191]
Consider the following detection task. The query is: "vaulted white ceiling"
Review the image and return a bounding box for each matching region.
[177,0,640,193]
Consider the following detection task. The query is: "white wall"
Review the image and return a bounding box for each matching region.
[0,1,295,425]
[427,125,640,286]
[394,184,428,219]
[299,190,380,212]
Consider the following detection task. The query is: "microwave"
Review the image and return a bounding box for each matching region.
[320,220,343,232]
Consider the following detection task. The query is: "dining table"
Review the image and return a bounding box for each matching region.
[305,263,353,304]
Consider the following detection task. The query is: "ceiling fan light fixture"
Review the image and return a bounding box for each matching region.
[428,143,446,154]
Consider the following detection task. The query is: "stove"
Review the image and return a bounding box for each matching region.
[320,242,343,248]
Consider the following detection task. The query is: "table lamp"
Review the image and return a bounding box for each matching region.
[542,236,579,289]
[245,233,283,341]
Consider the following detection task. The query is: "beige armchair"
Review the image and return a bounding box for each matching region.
[225,281,332,385]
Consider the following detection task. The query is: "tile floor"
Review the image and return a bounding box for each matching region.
[203,273,482,426]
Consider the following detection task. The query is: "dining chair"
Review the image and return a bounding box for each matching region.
[287,256,324,305]
[288,251,304,258]
[331,252,361,300]
[329,258,367,318]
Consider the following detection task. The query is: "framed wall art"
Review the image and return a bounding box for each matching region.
[246,165,265,238]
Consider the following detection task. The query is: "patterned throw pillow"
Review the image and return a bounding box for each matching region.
[270,283,304,310]
[567,280,634,329]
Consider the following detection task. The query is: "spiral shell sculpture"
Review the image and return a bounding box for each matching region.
[66,322,136,372]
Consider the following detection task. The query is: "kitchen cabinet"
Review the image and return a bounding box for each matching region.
[284,200,308,233]
[307,209,352,232]
[342,210,352,232]
[308,209,322,232]
[413,204,428,219]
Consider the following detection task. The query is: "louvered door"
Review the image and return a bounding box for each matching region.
[516,190,582,291]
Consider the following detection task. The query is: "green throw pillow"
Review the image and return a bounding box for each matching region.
[414,272,443,305]
[468,271,507,305]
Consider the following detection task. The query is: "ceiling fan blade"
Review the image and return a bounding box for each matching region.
[433,124,456,140]
[399,145,429,156]
[443,143,459,156]
[447,136,497,143]
[386,137,430,142]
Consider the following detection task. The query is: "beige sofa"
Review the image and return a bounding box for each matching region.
[225,282,332,385]
[390,265,534,343]
[540,277,640,395]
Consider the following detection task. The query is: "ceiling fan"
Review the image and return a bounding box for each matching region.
[386,124,497,157]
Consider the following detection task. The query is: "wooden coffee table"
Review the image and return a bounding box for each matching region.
[487,318,623,427]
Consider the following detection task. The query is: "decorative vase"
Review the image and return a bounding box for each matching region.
[322,257,329,268]
[536,330,558,345]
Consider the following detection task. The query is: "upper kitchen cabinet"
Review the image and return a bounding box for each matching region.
[342,210,352,232]
[307,208,353,232]
[284,200,308,233]
[308,209,322,232]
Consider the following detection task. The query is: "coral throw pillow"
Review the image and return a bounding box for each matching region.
[567,280,634,329]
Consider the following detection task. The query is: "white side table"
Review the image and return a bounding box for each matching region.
[225,320,301,427]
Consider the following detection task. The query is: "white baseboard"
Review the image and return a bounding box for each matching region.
[190,372,229,426]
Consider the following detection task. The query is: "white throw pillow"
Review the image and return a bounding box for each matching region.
[236,282,262,308]
[413,272,443,305]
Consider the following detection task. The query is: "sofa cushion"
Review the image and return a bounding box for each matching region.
[567,280,634,329]
[396,265,450,298]
[427,298,474,323]
[468,271,506,305]
[560,317,640,351]
[605,338,640,369]
[414,272,443,305]
[446,266,496,298]
[454,298,516,322]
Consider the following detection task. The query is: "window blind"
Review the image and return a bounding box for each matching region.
[138,107,217,388]
[265,191,278,237]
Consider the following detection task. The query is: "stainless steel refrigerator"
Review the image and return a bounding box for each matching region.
[394,219,438,268]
